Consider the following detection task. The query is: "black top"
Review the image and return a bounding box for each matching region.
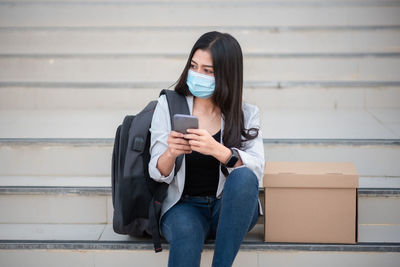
[183,129,221,196]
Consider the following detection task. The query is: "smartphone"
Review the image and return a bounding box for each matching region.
[173,114,199,134]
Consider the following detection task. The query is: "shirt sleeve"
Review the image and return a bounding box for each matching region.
[225,104,265,187]
[148,95,176,184]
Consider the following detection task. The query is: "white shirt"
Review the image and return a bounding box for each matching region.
[149,94,265,219]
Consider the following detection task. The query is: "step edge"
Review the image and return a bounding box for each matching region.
[0,186,399,196]
[2,81,400,88]
[1,138,400,145]
[0,240,399,252]
[2,25,400,32]
[1,0,400,8]
[2,52,400,58]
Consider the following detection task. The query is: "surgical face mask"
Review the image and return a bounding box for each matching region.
[186,69,215,99]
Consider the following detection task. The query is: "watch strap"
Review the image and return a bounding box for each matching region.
[224,148,239,168]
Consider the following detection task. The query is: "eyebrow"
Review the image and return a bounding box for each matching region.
[191,60,213,68]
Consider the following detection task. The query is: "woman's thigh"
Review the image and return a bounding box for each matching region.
[161,200,210,244]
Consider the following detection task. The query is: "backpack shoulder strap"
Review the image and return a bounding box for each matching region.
[159,89,190,176]
[148,89,190,253]
[159,89,190,128]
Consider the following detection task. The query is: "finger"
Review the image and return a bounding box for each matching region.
[172,144,192,151]
[188,140,202,147]
[170,131,184,138]
[186,128,202,134]
[168,133,189,142]
[188,140,195,146]
[170,138,190,145]
[183,133,199,140]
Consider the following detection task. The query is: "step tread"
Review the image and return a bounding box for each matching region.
[1,183,399,195]
[1,4,399,27]
[1,56,399,82]
[0,176,110,187]
[0,108,398,139]
[1,176,400,189]
[0,223,263,243]
[0,224,399,251]
[0,86,400,110]
[2,0,400,6]
[1,29,399,55]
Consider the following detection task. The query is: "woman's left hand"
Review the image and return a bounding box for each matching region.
[184,128,219,156]
[184,128,241,167]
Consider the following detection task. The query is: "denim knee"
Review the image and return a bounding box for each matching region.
[226,167,259,193]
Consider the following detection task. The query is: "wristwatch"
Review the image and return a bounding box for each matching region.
[224,148,239,168]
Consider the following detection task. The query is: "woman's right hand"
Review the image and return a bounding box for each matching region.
[156,131,192,177]
[166,131,192,158]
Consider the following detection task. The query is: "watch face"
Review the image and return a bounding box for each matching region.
[226,149,239,168]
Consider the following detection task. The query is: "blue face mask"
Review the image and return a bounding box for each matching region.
[186,69,215,99]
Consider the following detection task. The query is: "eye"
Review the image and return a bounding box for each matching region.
[190,64,196,69]
[205,69,214,74]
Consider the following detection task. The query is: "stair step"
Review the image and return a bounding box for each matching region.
[0,108,398,177]
[0,223,399,267]
[1,176,399,188]
[0,186,399,238]
[3,0,400,5]
[0,109,398,139]
[1,139,399,177]
[1,27,399,54]
[1,87,399,110]
[0,176,110,187]
[1,243,399,267]
[0,223,399,245]
[1,3,399,27]
[1,186,399,195]
[0,223,107,241]
[0,223,263,242]
[1,55,399,82]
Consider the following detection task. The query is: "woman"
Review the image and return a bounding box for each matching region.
[149,31,265,267]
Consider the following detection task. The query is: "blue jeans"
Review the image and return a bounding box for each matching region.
[160,167,259,267]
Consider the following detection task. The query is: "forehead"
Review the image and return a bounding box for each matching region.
[191,49,213,67]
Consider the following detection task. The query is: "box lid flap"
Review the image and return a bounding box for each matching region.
[263,162,359,188]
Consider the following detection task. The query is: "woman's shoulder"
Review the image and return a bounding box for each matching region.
[242,101,260,116]
[241,102,261,128]
[157,93,168,106]
[156,92,192,108]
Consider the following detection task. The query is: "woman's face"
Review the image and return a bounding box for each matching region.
[189,49,214,77]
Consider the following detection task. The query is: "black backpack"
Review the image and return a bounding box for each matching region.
[111,89,190,252]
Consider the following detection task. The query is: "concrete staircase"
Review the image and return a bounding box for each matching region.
[0,0,400,266]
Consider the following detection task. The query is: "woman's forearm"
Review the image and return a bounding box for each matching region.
[156,149,177,177]
[213,142,243,168]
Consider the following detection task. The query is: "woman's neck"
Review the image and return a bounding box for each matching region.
[193,97,220,116]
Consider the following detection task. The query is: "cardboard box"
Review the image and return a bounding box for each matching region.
[263,162,358,244]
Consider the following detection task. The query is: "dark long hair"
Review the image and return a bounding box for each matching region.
[173,31,259,149]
